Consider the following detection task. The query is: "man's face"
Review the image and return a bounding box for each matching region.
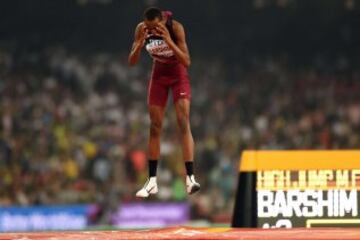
[144,17,162,35]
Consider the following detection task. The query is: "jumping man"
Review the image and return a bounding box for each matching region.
[128,7,200,197]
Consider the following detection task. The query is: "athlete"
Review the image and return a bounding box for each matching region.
[128,7,200,197]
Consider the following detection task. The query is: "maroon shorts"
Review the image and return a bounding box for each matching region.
[147,62,191,107]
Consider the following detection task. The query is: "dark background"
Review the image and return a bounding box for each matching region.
[1,0,359,63]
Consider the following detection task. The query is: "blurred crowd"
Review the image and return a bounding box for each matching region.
[0,47,359,223]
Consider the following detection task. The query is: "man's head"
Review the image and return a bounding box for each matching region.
[143,7,163,31]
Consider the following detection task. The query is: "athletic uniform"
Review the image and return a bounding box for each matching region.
[145,11,191,107]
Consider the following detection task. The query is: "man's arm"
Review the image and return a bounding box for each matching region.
[156,21,191,67]
[128,23,147,66]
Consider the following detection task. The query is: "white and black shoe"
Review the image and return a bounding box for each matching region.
[136,177,158,198]
[186,175,201,195]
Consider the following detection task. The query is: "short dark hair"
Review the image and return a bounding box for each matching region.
[144,7,162,21]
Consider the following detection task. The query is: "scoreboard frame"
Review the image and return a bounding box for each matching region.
[231,150,360,228]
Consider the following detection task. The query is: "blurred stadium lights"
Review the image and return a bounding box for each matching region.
[76,0,115,5]
[345,0,355,10]
[253,0,266,9]
[144,0,158,6]
[253,0,292,9]
[68,0,356,10]
[253,0,356,10]
[75,0,158,5]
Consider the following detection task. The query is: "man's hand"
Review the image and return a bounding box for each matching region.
[136,25,149,48]
[155,24,172,43]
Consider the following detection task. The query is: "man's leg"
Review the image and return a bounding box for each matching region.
[174,98,200,194]
[174,99,194,163]
[136,78,168,198]
[148,104,166,172]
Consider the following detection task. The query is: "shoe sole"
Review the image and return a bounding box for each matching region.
[149,188,158,194]
[189,184,201,195]
[136,186,158,198]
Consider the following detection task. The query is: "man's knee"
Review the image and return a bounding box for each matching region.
[150,119,162,138]
[177,115,190,135]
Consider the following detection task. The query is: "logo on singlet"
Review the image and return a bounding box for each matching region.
[146,39,174,58]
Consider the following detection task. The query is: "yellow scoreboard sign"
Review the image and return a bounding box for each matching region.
[232,150,360,228]
[240,150,360,171]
